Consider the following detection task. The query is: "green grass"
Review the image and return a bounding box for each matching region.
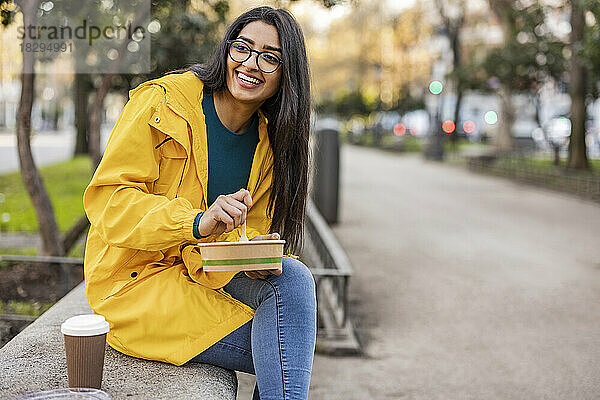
[526,156,600,172]
[402,136,423,152]
[0,299,55,316]
[67,242,85,258]
[0,156,91,233]
[380,134,400,148]
[353,133,424,153]
[0,247,38,256]
[0,244,84,262]
[494,155,600,175]
[444,139,490,154]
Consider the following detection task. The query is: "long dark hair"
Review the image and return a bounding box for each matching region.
[174,7,310,254]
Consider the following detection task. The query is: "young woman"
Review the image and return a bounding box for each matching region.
[83,6,315,400]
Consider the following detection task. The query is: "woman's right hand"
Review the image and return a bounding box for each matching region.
[197,188,253,238]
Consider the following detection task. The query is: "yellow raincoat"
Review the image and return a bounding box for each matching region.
[83,70,289,366]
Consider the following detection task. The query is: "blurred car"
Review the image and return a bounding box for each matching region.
[402,110,429,138]
[366,111,402,145]
[532,117,570,151]
[585,118,600,158]
[343,115,367,144]
[369,111,401,133]
[314,116,342,132]
[545,117,571,145]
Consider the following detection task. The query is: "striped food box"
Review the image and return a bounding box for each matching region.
[197,240,286,271]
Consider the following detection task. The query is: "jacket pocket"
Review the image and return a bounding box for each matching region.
[100,250,162,300]
[153,134,188,197]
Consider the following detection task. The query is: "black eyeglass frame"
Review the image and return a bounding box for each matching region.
[226,39,283,74]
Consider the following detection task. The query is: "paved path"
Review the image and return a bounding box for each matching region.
[0,130,75,174]
[303,145,599,399]
[0,125,111,174]
[0,233,41,249]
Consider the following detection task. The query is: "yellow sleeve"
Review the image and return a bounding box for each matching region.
[83,85,203,250]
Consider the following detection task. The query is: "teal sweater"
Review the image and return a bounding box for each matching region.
[193,90,260,239]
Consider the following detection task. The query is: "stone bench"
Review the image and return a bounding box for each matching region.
[0,282,237,399]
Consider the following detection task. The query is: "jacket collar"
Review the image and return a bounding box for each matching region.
[129,71,273,208]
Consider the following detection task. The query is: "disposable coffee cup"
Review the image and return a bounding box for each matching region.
[61,314,110,389]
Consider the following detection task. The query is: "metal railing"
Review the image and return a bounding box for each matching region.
[0,254,83,297]
[301,199,361,355]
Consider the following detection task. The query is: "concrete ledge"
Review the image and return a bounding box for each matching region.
[0,283,237,399]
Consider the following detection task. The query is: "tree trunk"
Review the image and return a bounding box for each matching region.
[435,0,465,147]
[488,0,516,154]
[452,89,463,146]
[74,74,89,155]
[553,145,560,166]
[495,86,514,153]
[15,0,64,257]
[450,9,464,147]
[567,0,589,170]
[62,214,90,254]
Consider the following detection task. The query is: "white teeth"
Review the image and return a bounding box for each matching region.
[238,72,261,85]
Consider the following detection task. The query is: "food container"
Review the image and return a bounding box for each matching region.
[197,239,285,272]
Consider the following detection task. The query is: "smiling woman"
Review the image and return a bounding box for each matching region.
[216,20,284,131]
[82,6,315,400]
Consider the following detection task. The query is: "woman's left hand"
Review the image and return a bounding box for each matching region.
[246,233,282,279]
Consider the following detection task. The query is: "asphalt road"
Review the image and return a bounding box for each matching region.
[0,130,75,174]
[0,126,114,174]
[303,144,600,399]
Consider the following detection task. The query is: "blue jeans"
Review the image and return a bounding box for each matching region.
[188,256,317,400]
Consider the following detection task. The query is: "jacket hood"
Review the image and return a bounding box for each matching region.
[128,70,203,123]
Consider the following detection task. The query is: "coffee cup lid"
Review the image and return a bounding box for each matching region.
[61,314,109,336]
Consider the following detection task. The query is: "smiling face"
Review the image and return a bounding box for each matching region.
[225,21,283,107]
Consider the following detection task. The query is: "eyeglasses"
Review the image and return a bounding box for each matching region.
[227,39,283,74]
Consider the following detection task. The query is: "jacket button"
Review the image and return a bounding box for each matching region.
[131,272,138,278]
[154,116,160,123]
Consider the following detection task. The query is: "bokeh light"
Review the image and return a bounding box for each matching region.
[442,120,455,133]
[463,120,475,134]
[484,111,498,125]
[393,123,406,136]
[429,81,443,95]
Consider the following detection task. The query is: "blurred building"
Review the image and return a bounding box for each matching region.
[0,13,21,130]
[0,12,75,133]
